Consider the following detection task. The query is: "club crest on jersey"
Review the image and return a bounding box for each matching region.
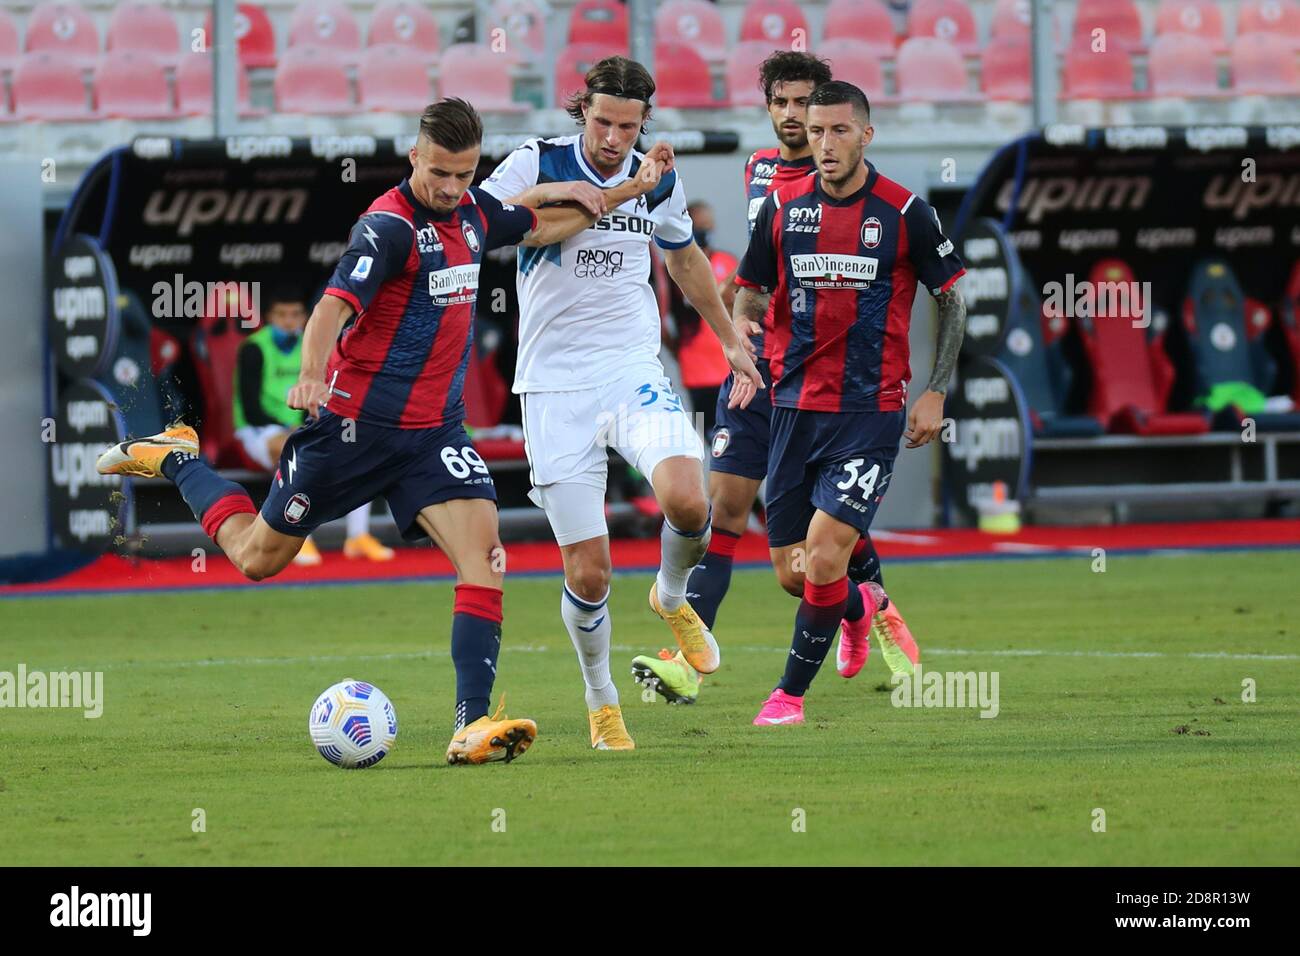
[711,428,731,458]
[861,217,882,249]
[461,220,480,253]
[284,493,310,524]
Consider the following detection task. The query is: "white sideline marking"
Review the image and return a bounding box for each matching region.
[48,645,1300,672]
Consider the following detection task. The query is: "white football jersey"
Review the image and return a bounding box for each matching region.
[479,134,694,393]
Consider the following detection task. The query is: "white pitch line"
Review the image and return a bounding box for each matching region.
[29,644,1299,672]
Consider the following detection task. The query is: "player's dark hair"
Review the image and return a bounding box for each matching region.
[565,56,655,133]
[263,283,304,310]
[806,80,871,124]
[759,50,833,104]
[418,98,483,153]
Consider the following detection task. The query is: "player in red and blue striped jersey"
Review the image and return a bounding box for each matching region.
[97,99,670,763]
[734,82,968,725]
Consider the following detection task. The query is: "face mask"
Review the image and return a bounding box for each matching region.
[271,327,301,352]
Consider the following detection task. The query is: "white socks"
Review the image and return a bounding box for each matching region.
[656,515,711,612]
[562,584,618,710]
[345,503,370,539]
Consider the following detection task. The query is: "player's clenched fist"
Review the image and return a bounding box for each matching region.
[287,379,332,419]
[904,389,946,448]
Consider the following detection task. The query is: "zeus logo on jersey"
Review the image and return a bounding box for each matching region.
[416,224,443,254]
[752,161,777,185]
[428,264,480,305]
[786,205,823,233]
[790,254,878,289]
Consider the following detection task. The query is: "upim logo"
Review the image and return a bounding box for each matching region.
[50,886,150,936]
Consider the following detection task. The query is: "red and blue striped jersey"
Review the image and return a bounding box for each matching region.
[323,180,535,428]
[736,162,965,413]
[743,147,815,358]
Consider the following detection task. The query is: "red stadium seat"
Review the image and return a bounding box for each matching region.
[896,37,974,101]
[0,9,20,73]
[274,47,354,114]
[654,40,722,107]
[1071,0,1145,53]
[359,44,435,112]
[439,43,523,112]
[287,1,361,65]
[106,3,180,65]
[823,0,897,55]
[1154,0,1227,52]
[1239,0,1300,49]
[1062,41,1139,99]
[655,0,728,62]
[1078,260,1209,436]
[12,51,92,119]
[94,52,174,119]
[1148,32,1222,97]
[190,299,257,469]
[25,2,99,69]
[556,41,627,106]
[739,0,810,48]
[981,36,1032,101]
[368,1,441,60]
[816,38,887,101]
[202,4,277,69]
[488,0,547,63]
[991,0,1063,46]
[908,0,981,56]
[725,41,780,108]
[1232,31,1300,95]
[568,0,627,46]
[175,52,257,116]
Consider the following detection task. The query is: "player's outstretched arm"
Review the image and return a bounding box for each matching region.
[905,281,966,449]
[665,242,765,409]
[287,293,353,419]
[518,157,668,248]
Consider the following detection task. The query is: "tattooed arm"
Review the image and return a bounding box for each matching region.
[724,286,771,409]
[905,281,966,449]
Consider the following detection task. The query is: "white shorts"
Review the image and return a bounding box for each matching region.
[234,424,290,471]
[521,364,704,545]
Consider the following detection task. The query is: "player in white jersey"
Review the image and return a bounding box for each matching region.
[481,56,763,751]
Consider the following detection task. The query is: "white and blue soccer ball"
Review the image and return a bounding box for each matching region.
[309,679,397,769]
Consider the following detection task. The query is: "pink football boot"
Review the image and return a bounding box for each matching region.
[752,688,805,726]
[835,582,884,678]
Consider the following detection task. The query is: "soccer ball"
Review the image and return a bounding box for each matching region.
[308,679,397,769]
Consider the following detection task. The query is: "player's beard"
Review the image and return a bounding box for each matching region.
[774,120,807,151]
[819,146,864,188]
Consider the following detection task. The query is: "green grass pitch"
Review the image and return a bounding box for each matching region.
[1,550,1297,865]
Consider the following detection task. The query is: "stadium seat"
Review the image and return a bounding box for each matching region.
[202,4,277,69]
[655,0,728,62]
[907,0,981,56]
[12,51,92,120]
[439,43,523,112]
[176,52,257,116]
[1182,259,1300,431]
[1077,260,1209,435]
[1062,41,1140,99]
[981,36,1032,101]
[991,0,1064,47]
[555,41,626,106]
[726,42,781,108]
[106,2,180,65]
[568,0,627,46]
[896,37,975,101]
[823,0,897,55]
[1239,0,1300,49]
[1154,0,1227,52]
[368,1,441,60]
[488,0,547,62]
[815,38,888,101]
[1231,32,1300,95]
[654,40,722,107]
[274,47,354,114]
[287,1,362,65]
[190,296,259,469]
[94,52,175,119]
[739,0,810,48]
[1070,0,1145,53]
[359,44,434,113]
[0,9,20,74]
[1148,33,1222,97]
[25,2,100,70]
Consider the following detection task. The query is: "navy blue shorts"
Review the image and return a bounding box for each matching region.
[765,406,905,548]
[708,359,773,480]
[260,411,496,540]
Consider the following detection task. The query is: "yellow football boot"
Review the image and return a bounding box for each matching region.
[648,583,720,674]
[446,697,538,765]
[95,425,199,478]
[588,704,635,751]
